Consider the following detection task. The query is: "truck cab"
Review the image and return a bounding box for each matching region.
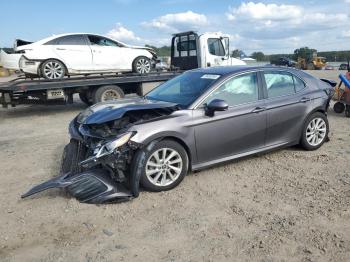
[170,31,245,71]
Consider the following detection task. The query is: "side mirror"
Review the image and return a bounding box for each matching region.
[205,99,229,117]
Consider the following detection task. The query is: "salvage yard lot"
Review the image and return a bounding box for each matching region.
[0,70,349,261]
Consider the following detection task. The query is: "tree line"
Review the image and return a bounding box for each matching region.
[231,47,350,62]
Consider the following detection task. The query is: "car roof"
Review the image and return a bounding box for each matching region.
[189,65,297,76]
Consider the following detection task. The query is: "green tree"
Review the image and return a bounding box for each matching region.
[230,49,242,58]
[251,51,265,61]
[293,47,317,61]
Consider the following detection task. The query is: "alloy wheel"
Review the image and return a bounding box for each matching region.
[101,90,121,101]
[43,61,64,79]
[145,148,183,187]
[136,58,151,74]
[306,117,327,146]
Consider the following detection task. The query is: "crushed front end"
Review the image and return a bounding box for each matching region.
[22,98,178,203]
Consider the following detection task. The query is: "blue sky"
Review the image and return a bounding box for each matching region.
[0,0,349,54]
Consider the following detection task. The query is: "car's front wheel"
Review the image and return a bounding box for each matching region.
[301,112,329,150]
[132,56,151,74]
[41,59,66,79]
[139,140,189,192]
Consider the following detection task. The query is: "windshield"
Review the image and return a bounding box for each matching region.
[145,72,221,108]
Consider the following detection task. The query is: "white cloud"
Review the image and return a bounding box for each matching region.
[141,11,208,33]
[227,2,302,21]
[106,23,142,44]
[226,2,348,41]
[341,30,350,38]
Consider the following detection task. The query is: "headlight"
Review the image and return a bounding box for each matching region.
[105,132,134,152]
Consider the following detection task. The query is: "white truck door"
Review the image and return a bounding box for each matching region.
[202,36,227,67]
[51,35,93,70]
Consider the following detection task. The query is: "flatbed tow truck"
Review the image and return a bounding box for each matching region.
[0,31,245,108]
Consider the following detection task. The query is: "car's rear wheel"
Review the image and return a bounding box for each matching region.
[301,112,329,150]
[133,56,151,74]
[139,140,188,192]
[92,85,125,104]
[41,59,66,80]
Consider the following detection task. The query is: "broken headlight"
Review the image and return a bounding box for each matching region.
[105,132,135,152]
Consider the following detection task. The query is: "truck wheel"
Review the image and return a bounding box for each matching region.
[333,102,345,113]
[79,91,92,105]
[93,85,125,104]
[41,59,66,80]
[133,56,151,74]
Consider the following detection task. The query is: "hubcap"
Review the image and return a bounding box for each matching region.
[43,61,64,79]
[306,117,327,146]
[145,148,183,187]
[101,90,120,101]
[136,59,151,74]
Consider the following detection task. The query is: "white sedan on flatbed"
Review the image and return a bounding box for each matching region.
[15,33,156,79]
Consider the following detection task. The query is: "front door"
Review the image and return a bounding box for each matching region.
[87,35,128,70]
[194,72,267,164]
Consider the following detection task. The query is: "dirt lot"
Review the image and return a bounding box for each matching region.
[0,70,349,261]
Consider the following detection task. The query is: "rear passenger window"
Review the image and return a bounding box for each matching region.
[264,72,295,98]
[46,35,87,45]
[293,76,305,92]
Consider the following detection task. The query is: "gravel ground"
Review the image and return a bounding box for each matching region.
[0,70,349,261]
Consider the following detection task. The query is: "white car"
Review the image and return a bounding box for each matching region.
[16,33,156,79]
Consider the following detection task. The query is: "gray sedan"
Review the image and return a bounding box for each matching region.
[22,66,335,203]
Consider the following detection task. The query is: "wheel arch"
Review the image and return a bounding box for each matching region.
[140,134,194,170]
[299,106,328,142]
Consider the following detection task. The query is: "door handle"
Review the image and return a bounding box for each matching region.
[252,107,266,113]
[56,48,66,50]
[299,97,311,103]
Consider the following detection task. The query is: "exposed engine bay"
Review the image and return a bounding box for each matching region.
[22,98,179,203]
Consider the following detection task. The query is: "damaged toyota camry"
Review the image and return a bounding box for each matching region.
[22,66,335,203]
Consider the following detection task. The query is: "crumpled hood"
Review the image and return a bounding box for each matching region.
[77,97,178,125]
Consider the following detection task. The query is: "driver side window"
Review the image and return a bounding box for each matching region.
[203,73,259,107]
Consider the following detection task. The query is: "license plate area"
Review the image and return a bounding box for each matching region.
[47,89,65,100]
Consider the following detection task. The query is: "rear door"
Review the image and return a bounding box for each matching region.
[262,70,310,146]
[50,35,93,70]
[87,35,129,70]
[193,72,267,164]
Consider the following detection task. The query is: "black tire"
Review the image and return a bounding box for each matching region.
[92,85,124,104]
[132,56,151,74]
[61,139,87,175]
[79,91,92,105]
[300,112,329,151]
[333,102,345,114]
[137,139,189,192]
[40,59,66,80]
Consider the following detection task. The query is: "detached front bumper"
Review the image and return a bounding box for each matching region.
[21,169,132,204]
